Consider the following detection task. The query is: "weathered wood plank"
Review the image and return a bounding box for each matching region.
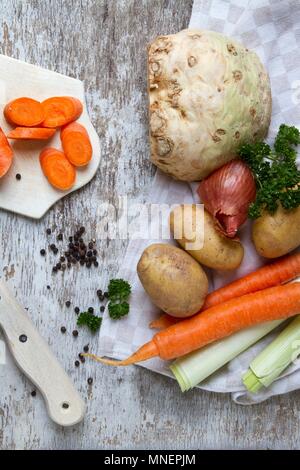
[0,0,300,450]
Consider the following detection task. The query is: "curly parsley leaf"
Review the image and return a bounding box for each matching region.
[239,124,300,218]
[107,278,131,320]
[108,301,130,320]
[77,311,102,333]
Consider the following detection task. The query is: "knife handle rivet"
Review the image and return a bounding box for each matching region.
[19,334,27,343]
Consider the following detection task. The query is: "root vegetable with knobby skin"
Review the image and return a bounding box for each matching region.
[148,29,271,181]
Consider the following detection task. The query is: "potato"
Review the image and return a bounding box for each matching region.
[137,243,208,318]
[170,204,244,270]
[252,205,300,258]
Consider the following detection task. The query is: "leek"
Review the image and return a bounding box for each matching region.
[243,315,300,393]
[170,320,283,392]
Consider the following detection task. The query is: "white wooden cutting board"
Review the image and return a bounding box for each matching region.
[0,54,101,219]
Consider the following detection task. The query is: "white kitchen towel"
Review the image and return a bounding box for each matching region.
[99,0,300,404]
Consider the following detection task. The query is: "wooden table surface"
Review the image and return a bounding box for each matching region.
[0,0,300,450]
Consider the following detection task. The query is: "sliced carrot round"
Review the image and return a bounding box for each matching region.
[0,127,13,178]
[4,97,45,127]
[60,122,92,166]
[41,97,83,128]
[40,147,76,191]
[7,127,56,140]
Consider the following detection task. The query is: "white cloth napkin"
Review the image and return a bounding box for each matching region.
[99,0,300,404]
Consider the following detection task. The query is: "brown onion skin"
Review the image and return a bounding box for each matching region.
[197,159,256,238]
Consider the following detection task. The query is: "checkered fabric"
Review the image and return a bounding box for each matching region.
[99,0,300,404]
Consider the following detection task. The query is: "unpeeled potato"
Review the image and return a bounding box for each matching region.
[137,243,208,318]
[252,205,300,258]
[170,204,244,271]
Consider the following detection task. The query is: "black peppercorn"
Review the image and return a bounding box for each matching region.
[31,390,37,397]
[72,330,79,337]
[52,266,58,273]
[57,233,63,241]
[50,243,56,250]
[60,256,65,262]
[97,289,102,296]
[75,360,80,367]
[16,173,21,180]
[61,326,66,333]
[94,261,99,267]
[65,301,71,307]
[74,307,80,314]
[40,249,46,256]
[100,305,105,313]
[47,285,51,290]
[79,354,85,364]
[80,226,85,233]
[46,228,51,235]
[69,236,73,242]
[86,261,92,268]
[87,377,93,385]
[88,307,94,314]
[83,344,89,353]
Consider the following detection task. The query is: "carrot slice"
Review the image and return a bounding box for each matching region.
[0,127,13,178]
[60,122,92,166]
[7,127,56,140]
[40,147,76,191]
[41,97,83,128]
[4,97,45,127]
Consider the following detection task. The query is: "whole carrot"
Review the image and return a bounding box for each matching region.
[150,253,300,330]
[86,282,300,366]
[203,253,300,310]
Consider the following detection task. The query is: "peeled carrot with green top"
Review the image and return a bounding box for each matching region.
[4,97,45,127]
[150,253,300,330]
[0,127,13,178]
[61,122,92,166]
[85,282,300,366]
[41,96,83,128]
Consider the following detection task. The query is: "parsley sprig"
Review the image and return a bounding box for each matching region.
[239,124,300,218]
[77,311,102,333]
[108,279,131,320]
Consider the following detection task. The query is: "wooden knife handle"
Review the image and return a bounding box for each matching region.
[0,281,85,426]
